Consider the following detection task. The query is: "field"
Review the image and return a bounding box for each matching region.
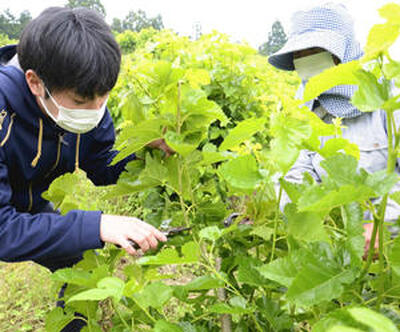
[0,262,52,331]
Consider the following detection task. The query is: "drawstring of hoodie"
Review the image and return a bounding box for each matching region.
[0,113,16,147]
[31,118,43,167]
[75,133,80,172]
[30,119,81,171]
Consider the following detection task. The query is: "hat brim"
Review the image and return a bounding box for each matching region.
[268,30,346,71]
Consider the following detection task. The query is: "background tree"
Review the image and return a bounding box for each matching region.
[259,20,287,56]
[0,9,32,39]
[65,0,106,17]
[111,9,163,33]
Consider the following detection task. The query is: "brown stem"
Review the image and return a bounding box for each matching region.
[216,257,232,332]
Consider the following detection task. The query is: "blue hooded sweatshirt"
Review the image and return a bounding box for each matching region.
[0,45,134,266]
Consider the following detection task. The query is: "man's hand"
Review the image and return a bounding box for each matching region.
[100,214,167,256]
[363,222,378,260]
[146,138,175,157]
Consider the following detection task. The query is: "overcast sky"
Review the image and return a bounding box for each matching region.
[2,0,399,56]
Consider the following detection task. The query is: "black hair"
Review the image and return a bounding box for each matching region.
[17,7,121,99]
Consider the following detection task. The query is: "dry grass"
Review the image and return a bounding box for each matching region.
[0,261,54,331]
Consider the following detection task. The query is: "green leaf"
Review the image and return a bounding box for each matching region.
[140,153,168,186]
[137,241,200,265]
[327,327,363,332]
[314,306,399,332]
[298,184,375,212]
[341,204,364,267]
[257,249,315,288]
[67,277,125,303]
[348,307,398,332]
[209,303,252,315]
[320,154,360,186]
[313,308,364,332]
[351,70,389,112]
[164,155,197,200]
[67,288,115,303]
[250,225,274,241]
[256,297,294,331]
[133,282,173,309]
[297,155,398,212]
[51,268,92,288]
[269,112,312,173]
[42,170,99,215]
[237,258,269,287]
[365,170,399,196]
[112,119,163,164]
[200,150,232,165]
[45,308,75,332]
[286,262,356,306]
[219,117,266,151]
[390,191,400,205]
[182,88,228,127]
[199,226,223,242]
[389,236,400,276]
[120,92,145,124]
[319,138,360,160]
[182,275,224,291]
[285,204,329,243]
[383,59,400,80]
[97,277,125,301]
[280,178,308,204]
[379,3,400,23]
[219,155,263,194]
[363,23,400,61]
[164,131,199,157]
[185,68,211,89]
[154,320,183,332]
[304,61,360,102]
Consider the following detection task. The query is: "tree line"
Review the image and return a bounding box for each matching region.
[0,0,287,56]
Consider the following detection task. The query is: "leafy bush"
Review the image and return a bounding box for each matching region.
[0,33,17,47]
[45,3,400,331]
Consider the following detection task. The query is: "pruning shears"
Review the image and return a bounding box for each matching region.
[223,213,253,228]
[127,226,192,250]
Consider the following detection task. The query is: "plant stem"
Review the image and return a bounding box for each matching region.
[216,257,232,332]
[131,297,156,323]
[113,303,130,330]
[178,161,190,227]
[177,81,182,135]
[251,313,263,332]
[270,187,282,262]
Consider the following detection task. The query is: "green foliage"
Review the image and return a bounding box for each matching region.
[259,20,288,56]
[314,307,399,332]
[0,32,17,47]
[0,9,31,40]
[44,3,400,331]
[42,170,100,214]
[65,0,106,17]
[111,9,164,33]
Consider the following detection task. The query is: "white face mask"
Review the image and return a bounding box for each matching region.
[39,87,108,134]
[293,51,336,81]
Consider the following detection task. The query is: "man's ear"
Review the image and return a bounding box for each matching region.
[25,70,45,98]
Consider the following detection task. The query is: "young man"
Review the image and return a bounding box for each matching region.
[0,8,167,271]
[268,3,400,253]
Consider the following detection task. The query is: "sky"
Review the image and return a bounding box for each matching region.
[2,0,400,57]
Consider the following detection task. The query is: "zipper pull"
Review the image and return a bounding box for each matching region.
[59,133,68,146]
[0,110,7,130]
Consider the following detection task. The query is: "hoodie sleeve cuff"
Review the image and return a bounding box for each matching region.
[79,210,105,251]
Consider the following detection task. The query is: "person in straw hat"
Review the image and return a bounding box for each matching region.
[268,2,400,255]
